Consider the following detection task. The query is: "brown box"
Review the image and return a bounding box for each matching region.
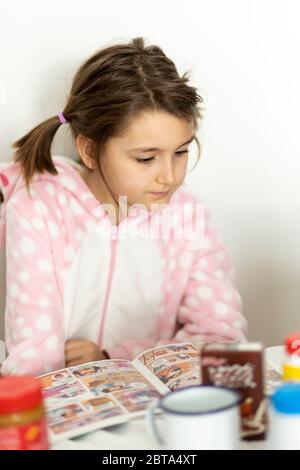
[201,342,267,440]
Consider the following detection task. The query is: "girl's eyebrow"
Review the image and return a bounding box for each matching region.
[129,135,195,153]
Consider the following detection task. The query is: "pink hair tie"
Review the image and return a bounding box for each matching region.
[58,112,67,124]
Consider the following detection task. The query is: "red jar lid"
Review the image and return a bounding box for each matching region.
[0,376,43,414]
[285,333,300,355]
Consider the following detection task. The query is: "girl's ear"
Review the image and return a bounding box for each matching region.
[76,134,96,170]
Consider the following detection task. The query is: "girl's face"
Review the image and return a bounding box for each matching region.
[78,111,195,213]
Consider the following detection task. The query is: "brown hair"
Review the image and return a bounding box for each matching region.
[12,37,203,198]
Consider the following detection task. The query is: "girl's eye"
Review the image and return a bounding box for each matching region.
[175,150,189,157]
[136,150,189,164]
[136,157,154,164]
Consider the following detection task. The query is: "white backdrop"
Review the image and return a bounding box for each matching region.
[1,0,300,347]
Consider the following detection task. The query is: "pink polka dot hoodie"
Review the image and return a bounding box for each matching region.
[0,156,247,376]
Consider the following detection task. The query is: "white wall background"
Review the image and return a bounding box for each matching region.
[1,0,300,347]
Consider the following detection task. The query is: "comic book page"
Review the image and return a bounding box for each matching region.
[131,341,282,396]
[39,359,161,443]
[264,361,282,396]
[38,342,282,444]
[132,342,202,393]
[263,346,283,396]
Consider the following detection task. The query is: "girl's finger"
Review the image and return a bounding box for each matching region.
[65,339,88,351]
[65,348,83,363]
[65,359,85,368]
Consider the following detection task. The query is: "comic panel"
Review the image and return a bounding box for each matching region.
[81,395,120,413]
[113,389,161,413]
[40,375,88,408]
[49,407,124,436]
[150,351,200,375]
[137,343,199,368]
[39,369,74,388]
[81,371,154,396]
[155,360,201,390]
[69,360,134,378]
[47,402,86,426]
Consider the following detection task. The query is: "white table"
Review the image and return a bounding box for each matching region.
[52,346,285,450]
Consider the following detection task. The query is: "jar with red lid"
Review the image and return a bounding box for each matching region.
[283,332,300,381]
[0,376,49,450]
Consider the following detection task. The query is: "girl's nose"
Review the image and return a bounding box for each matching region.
[155,160,176,187]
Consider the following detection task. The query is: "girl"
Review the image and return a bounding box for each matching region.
[0,37,247,376]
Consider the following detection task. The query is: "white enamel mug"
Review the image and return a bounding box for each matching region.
[147,385,241,450]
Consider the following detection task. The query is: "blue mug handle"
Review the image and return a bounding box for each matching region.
[146,400,164,447]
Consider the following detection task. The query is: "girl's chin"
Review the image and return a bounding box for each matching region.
[146,201,170,213]
[126,196,171,215]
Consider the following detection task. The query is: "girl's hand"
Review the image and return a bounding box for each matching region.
[65,339,108,367]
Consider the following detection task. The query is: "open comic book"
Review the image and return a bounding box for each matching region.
[38,342,282,444]
[39,342,202,443]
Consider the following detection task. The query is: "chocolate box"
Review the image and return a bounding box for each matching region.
[201,342,267,440]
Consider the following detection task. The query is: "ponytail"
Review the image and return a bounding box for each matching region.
[12,115,63,191]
